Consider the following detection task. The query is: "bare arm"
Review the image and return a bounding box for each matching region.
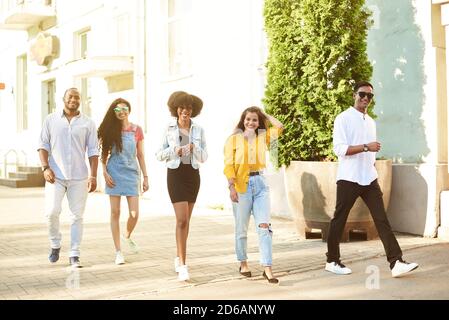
[227,178,238,203]
[101,155,116,189]
[346,142,381,156]
[264,113,284,129]
[38,148,55,184]
[88,156,99,192]
[136,139,149,193]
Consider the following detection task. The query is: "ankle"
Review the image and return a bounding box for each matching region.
[264,266,273,273]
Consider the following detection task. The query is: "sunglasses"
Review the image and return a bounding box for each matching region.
[357,92,374,100]
[113,106,129,113]
[178,106,192,111]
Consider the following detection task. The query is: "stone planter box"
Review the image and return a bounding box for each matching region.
[284,160,392,241]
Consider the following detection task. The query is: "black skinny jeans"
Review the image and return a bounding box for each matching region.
[326,179,402,268]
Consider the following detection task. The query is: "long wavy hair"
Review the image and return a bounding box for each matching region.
[233,106,268,136]
[98,98,131,162]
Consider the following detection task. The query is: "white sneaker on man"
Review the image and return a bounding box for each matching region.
[115,251,125,265]
[177,265,190,281]
[325,261,352,275]
[174,257,180,272]
[391,260,418,278]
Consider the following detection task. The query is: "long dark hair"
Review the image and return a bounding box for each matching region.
[98,98,131,162]
[233,106,268,135]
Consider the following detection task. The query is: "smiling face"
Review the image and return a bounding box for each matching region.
[63,89,81,112]
[177,105,192,122]
[113,103,130,121]
[243,112,260,132]
[353,85,374,112]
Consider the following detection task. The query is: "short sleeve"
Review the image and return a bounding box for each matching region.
[135,125,144,142]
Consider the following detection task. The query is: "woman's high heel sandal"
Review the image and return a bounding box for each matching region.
[239,266,252,277]
[263,271,279,284]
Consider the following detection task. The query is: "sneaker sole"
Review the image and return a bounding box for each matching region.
[325,266,352,275]
[392,265,419,278]
[178,277,190,281]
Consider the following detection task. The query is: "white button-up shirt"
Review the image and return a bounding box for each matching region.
[38,110,99,180]
[333,107,377,186]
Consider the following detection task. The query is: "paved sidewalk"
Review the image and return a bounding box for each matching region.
[0,186,444,300]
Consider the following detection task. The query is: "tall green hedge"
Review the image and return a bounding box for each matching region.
[264,0,373,166]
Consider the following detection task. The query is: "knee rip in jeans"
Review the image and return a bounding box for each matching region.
[258,223,273,234]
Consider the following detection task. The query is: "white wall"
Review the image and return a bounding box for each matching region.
[144,0,290,214]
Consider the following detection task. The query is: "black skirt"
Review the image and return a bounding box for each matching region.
[167,163,200,203]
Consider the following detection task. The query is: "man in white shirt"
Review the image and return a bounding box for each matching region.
[325,81,418,278]
[38,87,99,268]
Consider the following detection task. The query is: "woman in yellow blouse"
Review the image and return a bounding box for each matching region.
[224,106,283,283]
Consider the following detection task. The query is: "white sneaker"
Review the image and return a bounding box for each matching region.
[177,265,190,281]
[115,251,125,265]
[391,260,418,278]
[121,235,139,254]
[174,257,180,272]
[325,261,352,275]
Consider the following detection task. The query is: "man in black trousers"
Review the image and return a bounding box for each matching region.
[325,81,418,278]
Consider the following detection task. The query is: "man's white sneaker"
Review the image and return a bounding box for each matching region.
[391,260,418,278]
[177,265,190,281]
[325,261,352,275]
[115,251,125,265]
[174,257,180,272]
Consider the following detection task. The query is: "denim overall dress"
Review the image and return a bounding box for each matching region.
[105,128,139,196]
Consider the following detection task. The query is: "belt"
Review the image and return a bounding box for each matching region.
[249,171,260,176]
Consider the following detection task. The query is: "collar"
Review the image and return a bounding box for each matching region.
[350,106,367,120]
[61,109,81,118]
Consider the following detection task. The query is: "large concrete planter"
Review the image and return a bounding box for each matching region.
[284,160,392,241]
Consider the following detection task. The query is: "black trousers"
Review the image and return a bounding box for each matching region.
[326,179,402,268]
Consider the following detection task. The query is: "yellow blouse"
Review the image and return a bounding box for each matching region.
[223,127,282,193]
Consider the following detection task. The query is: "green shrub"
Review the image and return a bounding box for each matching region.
[264,0,374,165]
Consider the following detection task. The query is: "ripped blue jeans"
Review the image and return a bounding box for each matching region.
[232,175,273,266]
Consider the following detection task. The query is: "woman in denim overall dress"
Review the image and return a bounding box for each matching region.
[98,98,149,265]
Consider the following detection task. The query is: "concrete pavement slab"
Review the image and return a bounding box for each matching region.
[0,186,445,300]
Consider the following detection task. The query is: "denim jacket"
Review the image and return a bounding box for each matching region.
[156,118,208,169]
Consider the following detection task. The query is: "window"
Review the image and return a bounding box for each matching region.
[75,28,90,59]
[44,79,56,115]
[165,0,192,78]
[115,13,131,55]
[16,54,28,132]
[81,78,92,117]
